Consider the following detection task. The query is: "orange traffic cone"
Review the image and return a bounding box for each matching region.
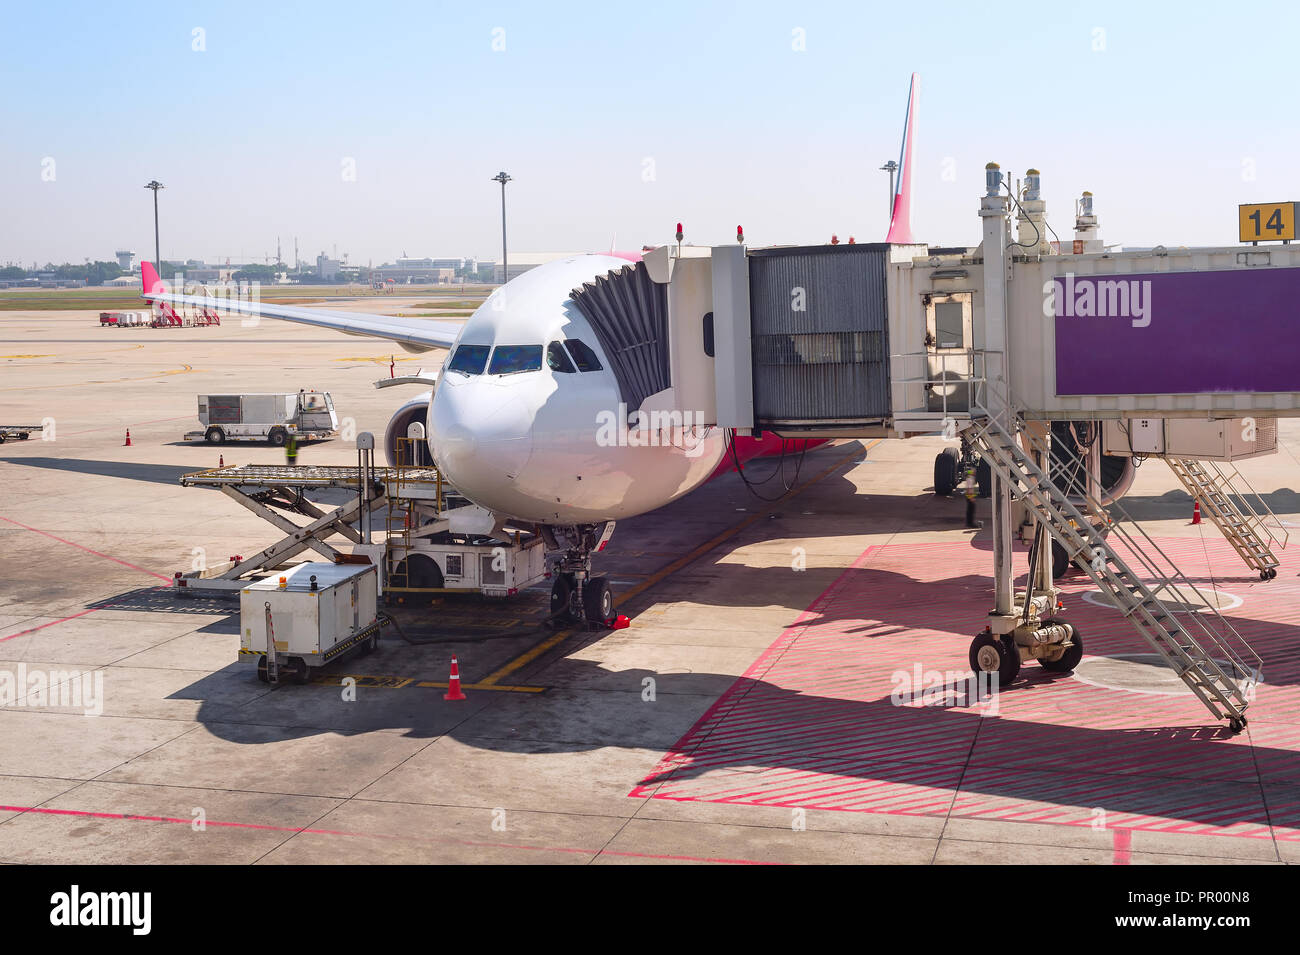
[443,655,467,701]
[218,454,224,467]
[1192,500,1201,525]
[123,429,132,446]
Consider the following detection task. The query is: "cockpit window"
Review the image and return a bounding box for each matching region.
[447,344,490,376]
[564,339,603,372]
[546,341,576,373]
[488,344,543,375]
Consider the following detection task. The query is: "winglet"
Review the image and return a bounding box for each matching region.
[884,73,919,244]
[140,261,165,297]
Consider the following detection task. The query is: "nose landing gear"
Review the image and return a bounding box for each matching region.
[543,521,620,629]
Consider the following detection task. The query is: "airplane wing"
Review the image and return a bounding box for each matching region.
[139,262,461,353]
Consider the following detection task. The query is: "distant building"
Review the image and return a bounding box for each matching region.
[115,250,135,270]
[375,257,457,283]
[34,273,85,288]
[316,253,341,281]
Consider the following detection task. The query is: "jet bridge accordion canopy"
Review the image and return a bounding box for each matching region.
[747,244,893,428]
[571,262,670,412]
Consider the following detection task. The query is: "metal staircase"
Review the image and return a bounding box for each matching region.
[967,410,1262,728]
[1167,457,1287,580]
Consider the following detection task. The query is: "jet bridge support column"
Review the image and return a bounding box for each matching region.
[966,165,1078,691]
[978,164,1014,619]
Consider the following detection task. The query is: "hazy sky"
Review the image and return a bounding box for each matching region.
[3,1,1298,267]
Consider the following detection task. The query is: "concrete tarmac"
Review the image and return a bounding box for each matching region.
[2,302,1299,863]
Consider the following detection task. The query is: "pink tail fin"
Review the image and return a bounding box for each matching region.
[884,73,919,244]
[141,261,166,296]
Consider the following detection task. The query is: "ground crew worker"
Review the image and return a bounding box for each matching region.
[963,459,981,529]
[285,433,298,466]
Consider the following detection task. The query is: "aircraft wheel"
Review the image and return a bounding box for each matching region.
[1038,619,1083,672]
[934,447,959,497]
[583,576,613,624]
[969,628,1019,686]
[550,573,576,619]
[205,427,225,445]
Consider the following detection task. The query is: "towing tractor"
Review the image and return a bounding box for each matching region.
[183,391,338,446]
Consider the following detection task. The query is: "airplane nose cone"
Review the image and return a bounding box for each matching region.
[430,379,533,495]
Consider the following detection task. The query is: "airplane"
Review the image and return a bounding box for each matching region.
[139,74,1128,622]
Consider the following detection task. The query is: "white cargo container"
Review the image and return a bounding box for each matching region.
[183,391,338,445]
[239,561,379,683]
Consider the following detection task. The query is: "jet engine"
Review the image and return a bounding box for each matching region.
[384,391,435,466]
[1049,420,1135,506]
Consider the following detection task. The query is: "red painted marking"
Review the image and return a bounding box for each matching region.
[0,515,171,581]
[0,804,781,864]
[633,536,1300,845]
[1113,828,1132,864]
[1,601,119,643]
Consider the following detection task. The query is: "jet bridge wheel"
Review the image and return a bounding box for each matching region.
[1036,618,1083,672]
[1260,568,1277,581]
[969,628,1019,686]
[933,447,959,497]
[1229,717,1248,735]
[1029,540,1072,579]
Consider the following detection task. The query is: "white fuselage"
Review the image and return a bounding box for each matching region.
[427,255,726,525]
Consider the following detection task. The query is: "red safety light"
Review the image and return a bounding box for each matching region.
[830,234,840,245]
[848,235,856,244]
[675,222,683,242]
[736,225,744,243]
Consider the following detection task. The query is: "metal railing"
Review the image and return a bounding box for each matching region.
[971,375,1262,693]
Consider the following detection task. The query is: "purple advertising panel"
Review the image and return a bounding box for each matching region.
[1053,268,1300,395]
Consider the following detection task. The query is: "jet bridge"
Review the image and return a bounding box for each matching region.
[608,168,1300,728]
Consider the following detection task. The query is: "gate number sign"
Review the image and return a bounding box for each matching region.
[1239,202,1298,243]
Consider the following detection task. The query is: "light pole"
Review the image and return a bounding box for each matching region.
[878,161,897,216]
[491,171,511,284]
[144,180,164,274]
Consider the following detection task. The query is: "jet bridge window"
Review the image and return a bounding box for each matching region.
[547,341,577,373]
[488,345,543,375]
[447,344,490,376]
[563,339,603,372]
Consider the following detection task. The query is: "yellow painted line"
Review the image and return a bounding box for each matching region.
[307,672,543,692]
[415,680,546,693]
[478,440,877,687]
[0,363,196,392]
[478,629,573,686]
[0,354,54,359]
